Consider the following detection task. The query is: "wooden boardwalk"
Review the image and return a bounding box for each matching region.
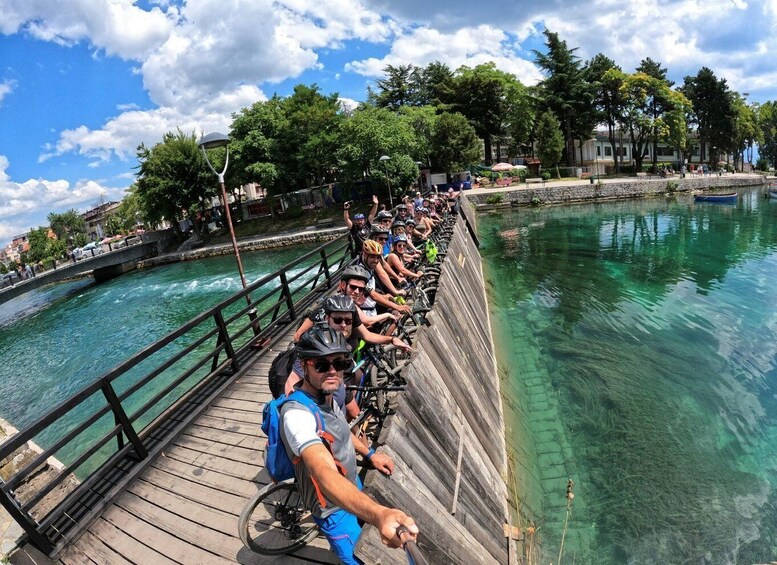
[56,333,338,565]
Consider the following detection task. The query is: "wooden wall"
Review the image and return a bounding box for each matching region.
[355,211,511,564]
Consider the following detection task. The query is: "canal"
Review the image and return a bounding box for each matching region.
[0,243,316,435]
[480,186,777,564]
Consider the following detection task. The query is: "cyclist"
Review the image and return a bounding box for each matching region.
[344,195,379,255]
[386,236,422,282]
[280,327,418,564]
[357,239,410,314]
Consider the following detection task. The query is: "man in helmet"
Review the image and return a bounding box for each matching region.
[281,327,418,564]
[343,195,378,255]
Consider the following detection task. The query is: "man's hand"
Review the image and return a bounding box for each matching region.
[344,201,351,210]
[394,303,411,314]
[376,509,418,548]
[372,194,379,204]
[369,451,394,475]
[391,337,412,352]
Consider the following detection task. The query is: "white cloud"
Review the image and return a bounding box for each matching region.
[346,25,544,85]
[0,0,176,60]
[0,155,121,240]
[0,79,15,106]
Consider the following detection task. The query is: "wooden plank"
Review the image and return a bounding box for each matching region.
[193,414,262,437]
[173,433,263,466]
[206,406,262,425]
[184,423,264,450]
[160,444,263,482]
[59,543,99,565]
[150,454,261,498]
[98,504,231,564]
[67,530,133,565]
[212,397,266,412]
[85,517,179,565]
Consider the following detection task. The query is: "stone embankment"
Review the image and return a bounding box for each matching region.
[467,174,765,207]
[0,418,78,559]
[138,226,346,268]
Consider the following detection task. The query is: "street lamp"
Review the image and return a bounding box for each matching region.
[379,155,393,208]
[198,132,253,310]
[415,161,423,193]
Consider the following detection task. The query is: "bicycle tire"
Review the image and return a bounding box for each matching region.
[369,365,387,414]
[238,480,319,555]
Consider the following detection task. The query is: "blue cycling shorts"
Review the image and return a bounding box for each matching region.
[314,509,363,565]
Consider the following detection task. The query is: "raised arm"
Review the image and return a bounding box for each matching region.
[343,202,353,229]
[368,195,379,223]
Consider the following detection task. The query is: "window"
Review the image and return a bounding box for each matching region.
[604,146,612,156]
[656,146,675,157]
[619,147,628,157]
[596,145,601,157]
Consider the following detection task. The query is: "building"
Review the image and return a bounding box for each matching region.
[82,202,120,241]
[3,233,29,264]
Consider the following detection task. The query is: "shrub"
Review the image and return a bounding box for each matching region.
[530,196,541,206]
[541,171,551,181]
[517,169,528,181]
[666,180,679,193]
[485,194,504,205]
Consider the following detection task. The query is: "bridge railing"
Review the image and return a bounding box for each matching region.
[0,233,352,554]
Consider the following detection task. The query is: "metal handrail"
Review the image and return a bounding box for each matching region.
[0,232,351,554]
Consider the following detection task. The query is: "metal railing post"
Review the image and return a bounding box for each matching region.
[279,272,296,320]
[319,249,332,289]
[0,491,53,554]
[214,310,239,373]
[100,380,147,460]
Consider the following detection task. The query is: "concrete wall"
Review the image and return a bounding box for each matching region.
[355,213,515,563]
[467,175,765,207]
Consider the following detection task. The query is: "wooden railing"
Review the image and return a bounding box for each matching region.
[0,234,352,555]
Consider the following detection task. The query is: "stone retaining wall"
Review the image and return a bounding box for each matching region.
[467,176,765,207]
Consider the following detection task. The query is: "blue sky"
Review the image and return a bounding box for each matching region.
[1,0,776,246]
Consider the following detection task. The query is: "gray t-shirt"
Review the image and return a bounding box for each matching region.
[279,390,358,518]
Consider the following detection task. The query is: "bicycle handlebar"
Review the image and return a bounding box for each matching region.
[396,525,428,565]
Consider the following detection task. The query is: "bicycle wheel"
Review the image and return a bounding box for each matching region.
[369,365,387,414]
[238,480,319,555]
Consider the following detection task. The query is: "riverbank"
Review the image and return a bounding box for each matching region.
[466,172,766,208]
[138,225,347,268]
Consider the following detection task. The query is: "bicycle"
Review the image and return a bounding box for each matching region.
[238,478,319,555]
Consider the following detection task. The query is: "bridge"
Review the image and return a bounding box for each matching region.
[0,230,174,306]
[1,207,518,564]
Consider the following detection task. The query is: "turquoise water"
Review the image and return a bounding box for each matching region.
[479,187,777,563]
[0,244,316,473]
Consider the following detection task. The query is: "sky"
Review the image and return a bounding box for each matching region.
[1,0,776,247]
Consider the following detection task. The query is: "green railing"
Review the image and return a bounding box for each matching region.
[0,234,352,555]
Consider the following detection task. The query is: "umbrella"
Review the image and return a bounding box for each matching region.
[491,162,515,172]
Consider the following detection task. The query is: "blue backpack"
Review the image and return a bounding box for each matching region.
[261,390,325,483]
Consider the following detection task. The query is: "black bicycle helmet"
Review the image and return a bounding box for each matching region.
[376,210,393,221]
[391,220,406,229]
[341,264,370,283]
[296,326,351,359]
[405,218,417,227]
[392,234,408,244]
[371,225,389,236]
[324,294,356,314]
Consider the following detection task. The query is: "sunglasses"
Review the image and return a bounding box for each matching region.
[396,243,406,248]
[329,315,353,325]
[376,236,388,241]
[309,358,351,372]
[346,283,366,294]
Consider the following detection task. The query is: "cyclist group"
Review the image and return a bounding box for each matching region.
[272,188,459,563]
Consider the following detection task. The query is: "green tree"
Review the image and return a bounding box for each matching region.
[134,130,215,234]
[503,79,537,160]
[430,112,481,175]
[417,61,455,108]
[536,110,564,177]
[335,106,417,201]
[635,58,676,170]
[451,62,512,165]
[757,101,777,169]
[47,209,86,249]
[730,95,760,170]
[26,227,51,263]
[375,64,417,110]
[586,56,626,171]
[680,67,735,164]
[533,29,591,166]
[228,96,286,194]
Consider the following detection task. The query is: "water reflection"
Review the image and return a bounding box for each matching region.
[480,187,777,563]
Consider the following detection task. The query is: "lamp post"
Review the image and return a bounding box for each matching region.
[198,132,253,311]
[379,155,393,208]
[415,161,424,193]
